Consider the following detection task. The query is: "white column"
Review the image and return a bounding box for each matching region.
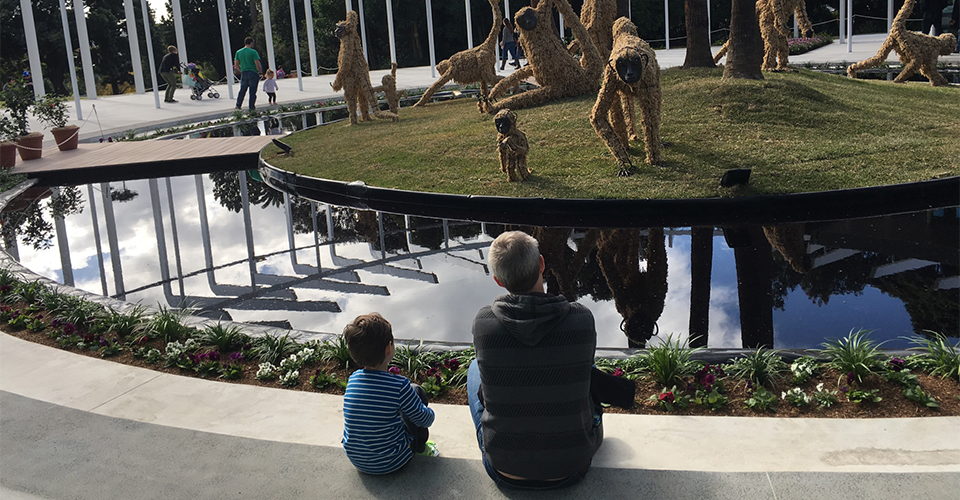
[839,0,845,42]
[171,0,188,65]
[386,0,397,63]
[664,0,670,49]
[217,0,234,99]
[464,0,473,48]
[887,0,894,32]
[289,0,303,90]
[304,0,317,76]
[74,0,97,99]
[707,0,711,44]
[59,0,83,119]
[426,0,436,77]
[559,14,564,40]
[846,0,852,52]
[345,0,351,16]
[20,0,46,97]
[262,0,277,73]
[123,0,144,93]
[794,13,799,38]
[359,0,369,62]
[139,0,161,108]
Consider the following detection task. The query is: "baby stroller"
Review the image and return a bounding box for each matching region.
[181,62,220,100]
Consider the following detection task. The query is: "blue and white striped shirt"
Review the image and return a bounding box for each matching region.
[342,369,435,474]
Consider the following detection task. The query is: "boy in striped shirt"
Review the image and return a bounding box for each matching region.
[342,313,437,474]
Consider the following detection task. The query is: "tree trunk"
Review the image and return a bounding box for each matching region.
[732,226,775,348]
[682,0,716,68]
[688,226,713,347]
[723,0,764,79]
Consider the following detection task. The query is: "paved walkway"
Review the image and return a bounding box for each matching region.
[28,34,958,149]
[1,332,957,499]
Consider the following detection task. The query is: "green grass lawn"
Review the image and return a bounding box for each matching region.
[265,68,958,200]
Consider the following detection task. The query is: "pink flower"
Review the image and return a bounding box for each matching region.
[388,366,401,375]
[612,368,624,377]
[658,391,674,404]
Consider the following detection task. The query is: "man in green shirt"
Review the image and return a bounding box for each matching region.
[234,37,263,111]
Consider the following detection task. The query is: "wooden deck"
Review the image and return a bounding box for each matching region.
[11,136,275,186]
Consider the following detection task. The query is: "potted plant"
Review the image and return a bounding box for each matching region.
[33,94,78,151]
[0,114,18,168]
[2,79,43,161]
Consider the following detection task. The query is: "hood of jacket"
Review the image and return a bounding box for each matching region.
[489,293,571,346]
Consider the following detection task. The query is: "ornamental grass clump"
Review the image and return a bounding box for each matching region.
[638,334,701,388]
[819,329,886,384]
[104,305,148,342]
[906,331,960,381]
[194,322,251,354]
[726,347,787,388]
[318,334,353,368]
[145,306,194,344]
[251,332,300,365]
[392,339,433,382]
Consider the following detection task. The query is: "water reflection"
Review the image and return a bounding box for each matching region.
[3,171,957,349]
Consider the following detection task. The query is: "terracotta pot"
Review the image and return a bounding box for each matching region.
[16,132,44,161]
[51,125,80,151]
[0,141,17,169]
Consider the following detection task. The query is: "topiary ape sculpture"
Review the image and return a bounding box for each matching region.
[847,0,957,86]
[414,0,503,107]
[331,11,398,124]
[480,0,604,114]
[494,109,530,182]
[714,0,813,71]
[590,18,662,176]
[371,62,400,114]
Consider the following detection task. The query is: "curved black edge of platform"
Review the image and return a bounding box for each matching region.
[259,159,960,227]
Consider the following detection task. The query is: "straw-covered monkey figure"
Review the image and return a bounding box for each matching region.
[847,0,956,86]
[713,0,813,71]
[331,11,398,124]
[371,63,399,114]
[590,18,662,176]
[494,109,530,182]
[414,0,503,107]
[480,0,604,114]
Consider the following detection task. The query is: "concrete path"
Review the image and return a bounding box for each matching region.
[30,34,958,148]
[1,332,957,499]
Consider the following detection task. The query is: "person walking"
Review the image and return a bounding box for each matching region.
[159,46,181,103]
[921,0,948,35]
[234,37,263,111]
[499,19,521,70]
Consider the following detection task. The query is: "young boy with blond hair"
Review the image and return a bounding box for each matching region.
[341,313,437,474]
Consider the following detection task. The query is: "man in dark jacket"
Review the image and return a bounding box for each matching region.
[921,0,949,35]
[158,46,180,103]
[467,230,602,489]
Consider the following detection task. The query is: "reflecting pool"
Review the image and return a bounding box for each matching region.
[3,171,957,349]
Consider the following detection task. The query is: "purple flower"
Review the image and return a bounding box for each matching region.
[388,366,401,375]
[51,318,63,328]
[63,322,76,335]
[207,351,220,362]
[840,386,850,394]
[889,357,905,370]
[0,285,11,294]
[443,358,461,371]
[659,391,674,403]
[846,372,856,385]
[229,352,243,362]
[425,367,440,378]
[703,373,716,386]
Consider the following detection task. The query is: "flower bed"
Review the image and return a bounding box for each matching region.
[1,270,957,417]
[789,33,835,55]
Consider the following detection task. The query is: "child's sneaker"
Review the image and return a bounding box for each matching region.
[417,440,440,457]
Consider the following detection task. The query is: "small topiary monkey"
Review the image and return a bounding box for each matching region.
[847,0,957,86]
[590,18,662,176]
[494,109,530,182]
[371,62,399,114]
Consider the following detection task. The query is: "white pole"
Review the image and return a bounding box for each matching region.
[386,0,397,63]
[846,0,852,52]
[887,0,893,32]
[839,0,845,42]
[706,0,711,44]
[262,0,277,74]
[304,0,317,76]
[217,0,234,99]
[139,0,160,108]
[289,0,304,90]
[426,0,436,78]
[74,0,97,99]
[559,14,564,41]
[664,0,670,49]
[20,0,46,98]
[359,0,369,62]
[123,0,144,93]
[793,13,799,38]
[465,0,473,48]
[171,0,188,65]
[59,0,83,119]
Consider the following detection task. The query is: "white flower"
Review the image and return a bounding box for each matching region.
[816,383,824,392]
[781,391,787,399]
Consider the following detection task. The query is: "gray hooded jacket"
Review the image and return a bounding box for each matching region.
[472,292,600,480]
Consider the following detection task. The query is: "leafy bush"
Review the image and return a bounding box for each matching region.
[789,356,820,385]
[819,329,886,384]
[782,387,812,407]
[145,306,194,344]
[726,347,787,388]
[813,383,839,408]
[637,335,701,387]
[392,339,433,382]
[194,322,250,354]
[744,386,777,411]
[906,332,960,381]
[105,305,148,341]
[318,334,353,368]
[251,332,300,365]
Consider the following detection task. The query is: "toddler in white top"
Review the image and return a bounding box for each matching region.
[263,69,278,105]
